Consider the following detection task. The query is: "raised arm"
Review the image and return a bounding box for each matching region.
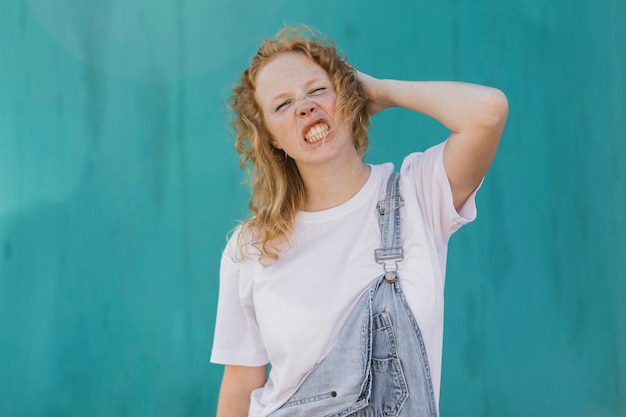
[358,72,508,210]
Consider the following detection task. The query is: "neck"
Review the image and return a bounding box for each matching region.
[298,156,371,212]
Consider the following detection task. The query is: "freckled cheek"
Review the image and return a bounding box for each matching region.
[265,119,298,145]
[320,96,338,116]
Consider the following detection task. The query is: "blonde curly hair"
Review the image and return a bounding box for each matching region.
[230,26,370,262]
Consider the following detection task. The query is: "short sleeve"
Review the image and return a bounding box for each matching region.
[210,236,269,366]
[400,141,480,247]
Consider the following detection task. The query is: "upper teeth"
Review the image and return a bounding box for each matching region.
[305,123,329,143]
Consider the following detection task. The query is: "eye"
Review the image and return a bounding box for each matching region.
[275,100,292,112]
[309,87,327,95]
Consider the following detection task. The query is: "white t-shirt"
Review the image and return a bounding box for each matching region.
[211,142,478,417]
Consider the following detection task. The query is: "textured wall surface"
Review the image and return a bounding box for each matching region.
[1,0,624,416]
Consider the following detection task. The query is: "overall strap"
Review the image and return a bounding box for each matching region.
[375,172,404,283]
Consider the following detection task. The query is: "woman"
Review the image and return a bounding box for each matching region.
[211,26,508,417]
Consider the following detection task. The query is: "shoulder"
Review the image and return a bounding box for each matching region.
[221,223,262,266]
[398,142,452,198]
[367,161,396,200]
[367,147,446,202]
[400,142,446,176]
[219,225,263,304]
[398,141,478,234]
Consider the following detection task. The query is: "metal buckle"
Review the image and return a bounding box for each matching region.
[384,271,398,284]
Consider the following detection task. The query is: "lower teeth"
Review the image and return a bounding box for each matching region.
[307,131,326,143]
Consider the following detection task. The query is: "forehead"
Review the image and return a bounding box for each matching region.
[255,52,331,100]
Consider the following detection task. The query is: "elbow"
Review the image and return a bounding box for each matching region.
[481,88,509,131]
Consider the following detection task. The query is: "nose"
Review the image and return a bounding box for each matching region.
[297,97,317,117]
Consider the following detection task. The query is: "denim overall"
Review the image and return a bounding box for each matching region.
[269,173,438,417]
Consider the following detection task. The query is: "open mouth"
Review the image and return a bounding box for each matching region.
[304,123,330,143]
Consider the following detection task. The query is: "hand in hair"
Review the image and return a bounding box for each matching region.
[356,70,396,116]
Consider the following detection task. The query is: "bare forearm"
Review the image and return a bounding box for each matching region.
[361,75,507,134]
[216,392,252,417]
[358,72,508,208]
[216,364,267,417]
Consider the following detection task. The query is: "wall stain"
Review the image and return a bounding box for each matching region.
[149,67,169,209]
[20,0,27,30]
[59,0,112,190]
[450,0,460,77]
[4,240,11,261]
[463,291,487,378]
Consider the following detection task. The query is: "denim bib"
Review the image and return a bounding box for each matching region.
[269,173,438,417]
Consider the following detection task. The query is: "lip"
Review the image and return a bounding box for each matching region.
[301,118,330,142]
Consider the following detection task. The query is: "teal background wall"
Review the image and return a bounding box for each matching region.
[1,0,624,415]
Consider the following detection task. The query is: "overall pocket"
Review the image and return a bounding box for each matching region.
[365,310,409,416]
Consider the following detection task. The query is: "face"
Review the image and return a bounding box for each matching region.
[254,52,354,168]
